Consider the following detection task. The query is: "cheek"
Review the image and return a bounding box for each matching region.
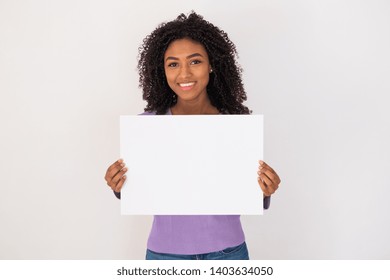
[164,71,175,84]
[164,74,179,93]
[199,66,210,81]
[201,72,210,86]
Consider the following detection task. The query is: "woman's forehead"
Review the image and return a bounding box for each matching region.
[164,38,207,57]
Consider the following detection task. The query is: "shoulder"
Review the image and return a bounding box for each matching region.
[138,110,171,116]
[138,111,156,116]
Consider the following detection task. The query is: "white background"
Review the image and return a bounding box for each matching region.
[0,0,389,259]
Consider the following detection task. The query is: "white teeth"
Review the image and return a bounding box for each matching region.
[179,82,195,87]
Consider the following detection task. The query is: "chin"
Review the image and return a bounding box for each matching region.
[176,92,197,100]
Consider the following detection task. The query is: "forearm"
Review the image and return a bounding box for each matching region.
[263,195,271,210]
[114,191,121,199]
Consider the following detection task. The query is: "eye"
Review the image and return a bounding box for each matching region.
[190,59,202,65]
[167,62,178,68]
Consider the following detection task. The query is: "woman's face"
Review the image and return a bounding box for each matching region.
[164,38,212,103]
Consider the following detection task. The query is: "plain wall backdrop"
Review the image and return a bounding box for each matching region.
[1,0,389,259]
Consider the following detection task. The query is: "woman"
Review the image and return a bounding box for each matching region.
[104,12,281,260]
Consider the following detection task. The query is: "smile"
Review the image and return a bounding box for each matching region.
[178,82,195,90]
[179,82,195,87]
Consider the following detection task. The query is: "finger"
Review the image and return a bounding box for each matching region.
[258,176,271,196]
[107,159,124,173]
[105,159,125,182]
[258,160,275,173]
[261,168,281,186]
[258,172,277,195]
[110,167,128,189]
[105,161,121,182]
[114,175,126,193]
[259,172,273,188]
[257,177,271,196]
[106,166,123,187]
[258,161,281,185]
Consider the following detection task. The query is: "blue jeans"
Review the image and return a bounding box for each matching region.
[145,242,249,260]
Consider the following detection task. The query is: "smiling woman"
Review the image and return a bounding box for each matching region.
[137,12,251,116]
[104,11,281,260]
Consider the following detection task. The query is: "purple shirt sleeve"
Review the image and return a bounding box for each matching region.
[263,195,271,209]
[114,191,121,199]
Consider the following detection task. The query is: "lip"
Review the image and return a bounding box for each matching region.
[178,82,195,91]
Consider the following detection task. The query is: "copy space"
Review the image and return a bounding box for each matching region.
[120,115,263,215]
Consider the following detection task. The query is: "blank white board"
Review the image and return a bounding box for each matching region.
[120,115,264,215]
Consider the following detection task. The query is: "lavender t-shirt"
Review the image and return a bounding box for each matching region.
[116,109,270,255]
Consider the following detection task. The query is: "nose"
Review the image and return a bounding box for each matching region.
[178,64,191,79]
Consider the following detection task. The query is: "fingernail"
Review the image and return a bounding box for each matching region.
[122,167,128,172]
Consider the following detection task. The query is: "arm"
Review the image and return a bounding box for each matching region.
[113,191,121,199]
[263,195,271,210]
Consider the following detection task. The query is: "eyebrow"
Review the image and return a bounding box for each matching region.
[165,53,203,61]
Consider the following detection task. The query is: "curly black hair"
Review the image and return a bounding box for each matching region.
[138,12,251,115]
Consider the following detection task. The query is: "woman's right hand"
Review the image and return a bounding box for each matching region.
[104,159,127,193]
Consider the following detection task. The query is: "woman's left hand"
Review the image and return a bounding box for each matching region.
[257,161,281,197]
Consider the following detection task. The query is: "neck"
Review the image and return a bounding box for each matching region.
[171,98,219,115]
